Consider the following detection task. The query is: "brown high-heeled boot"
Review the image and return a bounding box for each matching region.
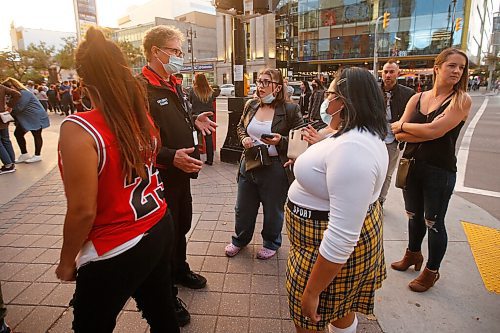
[409,267,440,292]
[390,248,423,271]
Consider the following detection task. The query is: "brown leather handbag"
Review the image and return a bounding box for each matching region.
[244,144,272,172]
[395,157,414,189]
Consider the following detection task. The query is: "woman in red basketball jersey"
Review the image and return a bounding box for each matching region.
[55,27,179,333]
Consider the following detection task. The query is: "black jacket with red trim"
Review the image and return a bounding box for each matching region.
[138,66,199,182]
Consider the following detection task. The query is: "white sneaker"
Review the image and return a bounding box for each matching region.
[15,153,31,163]
[25,155,42,163]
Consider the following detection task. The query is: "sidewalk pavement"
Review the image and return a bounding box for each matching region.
[1,110,499,332]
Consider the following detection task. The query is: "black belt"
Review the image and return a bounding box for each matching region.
[287,200,328,220]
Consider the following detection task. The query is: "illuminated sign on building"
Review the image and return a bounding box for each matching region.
[73,0,98,41]
[181,64,215,72]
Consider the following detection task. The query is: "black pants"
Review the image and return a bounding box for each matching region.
[48,99,61,112]
[72,214,179,333]
[61,96,73,116]
[162,175,193,279]
[0,282,6,322]
[39,100,48,112]
[205,133,214,163]
[403,160,456,271]
[14,125,43,155]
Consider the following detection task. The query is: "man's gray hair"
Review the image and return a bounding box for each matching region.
[143,25,185,61]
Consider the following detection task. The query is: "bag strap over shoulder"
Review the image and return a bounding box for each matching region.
[283,102,299,129]
[415,92,424,113]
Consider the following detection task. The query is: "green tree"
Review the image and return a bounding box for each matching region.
[19,42,55,72]
[0,51,24,79]
[0,42,55,82]
[54,37,77,73]
[117,40,144,68]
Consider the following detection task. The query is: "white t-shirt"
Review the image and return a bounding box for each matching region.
[246,117,278,156]
[76,234,144,268]
[288,128,388,263]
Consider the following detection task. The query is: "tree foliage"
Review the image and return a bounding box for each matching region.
[54,37,78,73]
[0,51,23,79]
[117,40,144,68]
[20,42,55,70]
[0,42,54,81]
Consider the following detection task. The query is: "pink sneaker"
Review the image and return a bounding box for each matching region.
[225,243,241,257]
[256,247,276,260]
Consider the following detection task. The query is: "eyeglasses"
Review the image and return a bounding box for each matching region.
[158,46,184,58]
[256,79,278,88]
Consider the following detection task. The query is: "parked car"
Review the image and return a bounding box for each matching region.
[248,83,257,96]
[288,81,312,103]
[211,84,221,98]
[220,83,235,96]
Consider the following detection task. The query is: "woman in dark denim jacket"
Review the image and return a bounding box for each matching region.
[225,68,303,260]
[390,48,471,292]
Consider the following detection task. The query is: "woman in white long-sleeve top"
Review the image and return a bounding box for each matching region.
[285,67,388,333]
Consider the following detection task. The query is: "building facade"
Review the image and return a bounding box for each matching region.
[73,0,98,42]
[216,11,277,85]
[113,13,218,84]
[117,0,215,28]
[274,0,498,82]
[10,25,76,51]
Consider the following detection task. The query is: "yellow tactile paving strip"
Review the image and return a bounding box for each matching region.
[461,221,500,294]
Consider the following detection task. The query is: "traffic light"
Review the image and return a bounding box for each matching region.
[244,73,250,96]
[382,12,391,30]
[455,17,463,32]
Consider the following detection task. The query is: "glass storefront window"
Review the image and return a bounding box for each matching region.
[320,7,342,26]
[415,0,434,16]
[298,0,319,13]
[431,13,449,30]
[411,30,432,52]
[300,39,318,60]
[413,14,432,31]
[293,0,466,62]
[299,9,319,29]
[398,16,412,32]
[399,0,414,17]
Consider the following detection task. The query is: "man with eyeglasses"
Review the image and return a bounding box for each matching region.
[379,59,415,207]
[139,25,217,327]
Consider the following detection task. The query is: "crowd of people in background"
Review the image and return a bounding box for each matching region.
[0,76,95,175]
[16,79,93,116]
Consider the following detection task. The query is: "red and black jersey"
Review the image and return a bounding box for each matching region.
[58,110,167,255]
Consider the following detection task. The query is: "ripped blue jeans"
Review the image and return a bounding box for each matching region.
[403,160,456,271]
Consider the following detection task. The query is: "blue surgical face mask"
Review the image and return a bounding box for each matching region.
[260,92,276,104]
[320,98,342,126]
[156,49,184,74]
[260,85,281,104]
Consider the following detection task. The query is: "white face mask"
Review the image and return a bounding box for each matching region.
[261,92,276,104]
[320,98,342,126]
[156,48,184,74]
[260,84,281,104]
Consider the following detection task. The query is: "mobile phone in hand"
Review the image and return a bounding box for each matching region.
[261,134,274,139]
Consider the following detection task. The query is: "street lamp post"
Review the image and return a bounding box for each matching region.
[186,27,197,76]
[449,0,458,47]
[373,15,384,79]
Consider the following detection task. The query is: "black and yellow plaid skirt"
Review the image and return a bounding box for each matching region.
[285,201,386,331]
